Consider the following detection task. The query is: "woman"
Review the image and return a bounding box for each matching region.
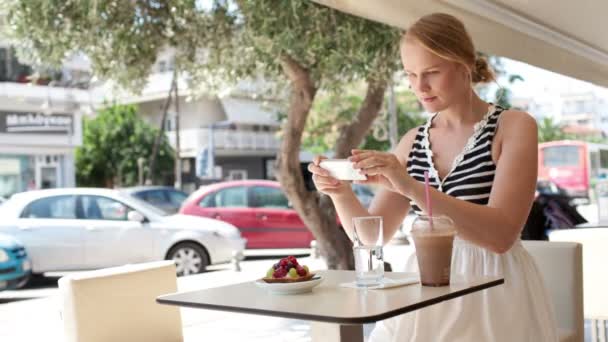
[308,13,558,342]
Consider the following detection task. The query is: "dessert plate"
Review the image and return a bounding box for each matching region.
[254,275,323,295]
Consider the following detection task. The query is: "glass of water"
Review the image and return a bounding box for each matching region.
[352,216,384,287]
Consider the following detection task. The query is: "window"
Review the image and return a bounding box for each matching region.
[228,170,247,180]
[198,193,216,208]
[590,151,600,177]
[265,159,277,180]
[158,61,167,72]
[600,150,608,169]
[21,195,76,219]
[251,186,289,209]
[81,196,131,221]
[140,190,167,206]
[214,187,247,207]
[542,146,580,167]
[168,190,187,206]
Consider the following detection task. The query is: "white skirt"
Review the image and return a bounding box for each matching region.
[370,238,559,342]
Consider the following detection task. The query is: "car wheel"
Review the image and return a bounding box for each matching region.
[167,242,209,276]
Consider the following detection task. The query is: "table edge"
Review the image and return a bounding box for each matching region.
[156,278,504,324]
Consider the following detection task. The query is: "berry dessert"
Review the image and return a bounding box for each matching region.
[263,255,314,283]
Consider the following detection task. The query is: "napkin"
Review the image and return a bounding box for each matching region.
[339,275,419,290]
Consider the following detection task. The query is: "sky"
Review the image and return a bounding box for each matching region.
[500,58,608,100]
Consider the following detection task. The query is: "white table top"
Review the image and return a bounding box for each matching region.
[157,270,503,324]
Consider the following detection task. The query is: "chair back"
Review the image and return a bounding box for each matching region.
[58,261,183,342]
[523,240,583,342]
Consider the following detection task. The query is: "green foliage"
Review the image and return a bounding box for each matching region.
[302,92,363,154]
[75,104,174,187]
[476,55,523,109]
[303,87,424,153]
[537,117,569,143]
[236,1,401,89]
[361,111,426,152]
[1,0,239,92]
[2,0,401,95]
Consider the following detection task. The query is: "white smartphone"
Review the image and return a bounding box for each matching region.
[319,159,367,181]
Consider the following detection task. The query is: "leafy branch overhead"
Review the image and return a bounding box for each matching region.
[2,0,401,95]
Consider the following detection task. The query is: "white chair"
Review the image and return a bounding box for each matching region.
[58,261,183,342]
[550,228,608,341]
[522,241,584,342]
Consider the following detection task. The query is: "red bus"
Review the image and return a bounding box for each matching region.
[538,140,608,199]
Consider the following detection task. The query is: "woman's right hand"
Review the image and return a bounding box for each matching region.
[308,155,350,197]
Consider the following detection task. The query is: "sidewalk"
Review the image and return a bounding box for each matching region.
[0,244,413,341]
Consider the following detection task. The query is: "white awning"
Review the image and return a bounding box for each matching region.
[312,0,608,88]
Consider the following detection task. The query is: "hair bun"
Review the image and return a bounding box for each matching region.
[472,57,495,84]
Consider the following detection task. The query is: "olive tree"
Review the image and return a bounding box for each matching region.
[2,0,402,268]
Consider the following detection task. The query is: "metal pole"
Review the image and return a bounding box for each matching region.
[174,71,182,190]
[208,123,215,179]
[388,80,399,150]
[147,70,176,185]
[137,157,145,185]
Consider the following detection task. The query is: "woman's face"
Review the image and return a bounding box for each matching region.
[400,38,469,113]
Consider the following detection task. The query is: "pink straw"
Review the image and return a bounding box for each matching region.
[423,171,434,230]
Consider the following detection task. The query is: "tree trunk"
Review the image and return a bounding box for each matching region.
[277,56,389,269]
[334,78,388,158]
[276,54,354,270]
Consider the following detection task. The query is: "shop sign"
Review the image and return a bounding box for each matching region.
[0,112,73,134]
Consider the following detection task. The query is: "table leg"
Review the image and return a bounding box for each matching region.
[311,322,363,342]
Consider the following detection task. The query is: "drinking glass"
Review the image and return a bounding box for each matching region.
[352,216,384,287]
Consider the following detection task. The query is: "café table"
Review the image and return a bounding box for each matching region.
[157,270,504,342]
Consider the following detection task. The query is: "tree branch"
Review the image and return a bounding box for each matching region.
[276,54,355,269]
[334,77,388,158]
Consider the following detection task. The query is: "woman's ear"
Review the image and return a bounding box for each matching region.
[457,64,470,82]
[450,62,471,88]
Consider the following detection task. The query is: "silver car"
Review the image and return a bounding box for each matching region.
[0,188,246,276]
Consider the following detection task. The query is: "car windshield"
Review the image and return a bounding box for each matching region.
[121,193,170,217]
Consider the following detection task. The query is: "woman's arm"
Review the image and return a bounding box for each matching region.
[399,111,538,253]
[324,128,418,244]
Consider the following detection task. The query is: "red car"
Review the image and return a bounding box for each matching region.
[180,180,315,249]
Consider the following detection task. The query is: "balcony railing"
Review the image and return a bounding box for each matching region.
[166,128,280,156]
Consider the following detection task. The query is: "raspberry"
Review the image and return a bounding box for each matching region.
[296,265,306,276]
[273,267,287,278]
[279,259,288,267]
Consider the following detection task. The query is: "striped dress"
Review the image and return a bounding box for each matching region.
[370,106,559,342]
[407,106,502,210]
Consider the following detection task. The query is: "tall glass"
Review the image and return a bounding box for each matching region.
[352,216,384,287]
[410,215,456,286]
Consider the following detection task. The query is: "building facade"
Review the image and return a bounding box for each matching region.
[103,56,282,193]
[0,45,90,198]
[513,88,608,137]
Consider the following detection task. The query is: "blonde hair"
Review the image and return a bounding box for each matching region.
[402,13,495,84]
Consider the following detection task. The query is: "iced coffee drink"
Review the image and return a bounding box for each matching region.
[410,215,456,286]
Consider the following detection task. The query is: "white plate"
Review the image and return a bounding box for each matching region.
[254,276,323,295]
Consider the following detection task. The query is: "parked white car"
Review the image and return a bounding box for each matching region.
[0,188,246,276]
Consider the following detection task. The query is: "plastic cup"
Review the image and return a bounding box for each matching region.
[410,215,456,286]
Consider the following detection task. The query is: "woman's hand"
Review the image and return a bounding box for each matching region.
[307,155,351,197]
[350,149,412,194]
